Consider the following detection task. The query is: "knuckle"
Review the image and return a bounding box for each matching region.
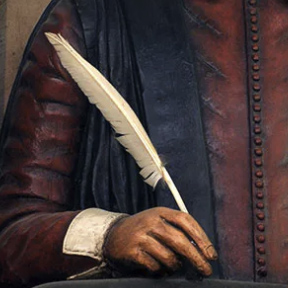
[150,221,166,236]
[162,252,174,263]
[172,231,186,246]
[148,262,161,273]
[172,211,187,223]
[137,232,149,243]
[129,247,142,261]
[181,212,192,222]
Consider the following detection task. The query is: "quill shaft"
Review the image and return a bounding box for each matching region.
[163,168,188,213]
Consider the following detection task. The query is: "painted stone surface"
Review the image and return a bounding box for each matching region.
[0,0,50,122]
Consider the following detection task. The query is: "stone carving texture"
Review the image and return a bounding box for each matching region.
[0,0,50,122]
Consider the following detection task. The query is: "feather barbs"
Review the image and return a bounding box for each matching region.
[45,32,188,213]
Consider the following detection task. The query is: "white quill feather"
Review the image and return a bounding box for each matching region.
[45,32,188,213]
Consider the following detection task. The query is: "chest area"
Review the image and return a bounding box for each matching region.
[185,0,288,128]
[184,0,288,284]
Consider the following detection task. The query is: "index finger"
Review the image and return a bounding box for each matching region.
[160,210,218,261]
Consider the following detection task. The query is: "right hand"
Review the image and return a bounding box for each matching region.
[103,207,218,276]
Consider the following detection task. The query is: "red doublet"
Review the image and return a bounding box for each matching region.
[0,2,95,286]
[185,0,288,283]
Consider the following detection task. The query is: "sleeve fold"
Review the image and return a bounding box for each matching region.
[0,1,106,286]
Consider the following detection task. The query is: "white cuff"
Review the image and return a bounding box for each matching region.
[63,208,128,279]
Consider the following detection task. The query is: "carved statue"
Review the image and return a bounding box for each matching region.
[0,0,287,287]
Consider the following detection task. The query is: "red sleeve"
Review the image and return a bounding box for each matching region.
[0,1,97,287]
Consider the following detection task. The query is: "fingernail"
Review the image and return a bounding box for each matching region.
[207,246,218,260]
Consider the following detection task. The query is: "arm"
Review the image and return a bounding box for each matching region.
[0,1,122,286]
